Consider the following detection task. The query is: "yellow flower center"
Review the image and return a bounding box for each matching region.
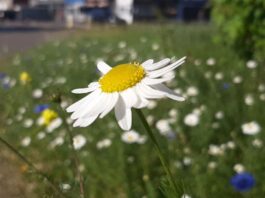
[99,63,145,93]
[41,109,58,125]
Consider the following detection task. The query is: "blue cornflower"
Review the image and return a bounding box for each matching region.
[34,104,49,114]
[0,72,6,79]
[230,172,255,192]
[222,82,231,90]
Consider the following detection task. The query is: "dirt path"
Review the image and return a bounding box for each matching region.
[0,148,35,198]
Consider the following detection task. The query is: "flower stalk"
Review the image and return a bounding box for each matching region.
[0,136,67,198]
[135,109,182,195]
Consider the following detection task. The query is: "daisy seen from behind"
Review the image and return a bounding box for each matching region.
[67,57,186,130]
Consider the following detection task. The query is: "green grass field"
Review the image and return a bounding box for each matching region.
[0,24,265,198]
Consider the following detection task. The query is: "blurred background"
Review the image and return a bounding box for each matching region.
[0,0,265,198]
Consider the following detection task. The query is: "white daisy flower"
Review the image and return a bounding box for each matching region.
[206,58,216,66]
[96,138,112,149]
[241,121,261,135]
[121,130,141,144]
[32,89,43,99]
[233,75,242,84]
[67,57,186,130]
[233,164,245,173]
[184,113,200,127]
[73,135,87,150]
[246,60,257,69]
[186,86,198,97]
[21,136,31,147]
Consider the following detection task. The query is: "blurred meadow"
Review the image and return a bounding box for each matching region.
[0,23,265,197]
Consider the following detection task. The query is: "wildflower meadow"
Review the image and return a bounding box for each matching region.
[0,24,265,197]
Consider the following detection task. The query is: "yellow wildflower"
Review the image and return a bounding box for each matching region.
[19,71,31,84]
[41,109,58,125]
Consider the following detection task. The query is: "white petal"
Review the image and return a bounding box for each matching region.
[97,61,112,74]
[73,115,98,127]
[72,83,99,94]
[66,89,101,113]
[152,84,185,101]
[142,75,175,85]
[70,91,104,119]
[120,88,138,108]
[136,83,165,99]
[115,97,132,130]
[144,58,171,70]
[148,57,186,78]
[99,92,119,118]
[141,59,154,67]
[81,93,110,118]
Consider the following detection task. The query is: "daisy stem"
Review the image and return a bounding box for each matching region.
[0,136,67,198]
[135,109,180,194]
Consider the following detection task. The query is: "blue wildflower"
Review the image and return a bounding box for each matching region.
[230,172,255,192]
[0,72,6,79]
[34,104,49,114]
[222,82,230,90]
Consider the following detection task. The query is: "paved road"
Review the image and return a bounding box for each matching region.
[0,21,71,58]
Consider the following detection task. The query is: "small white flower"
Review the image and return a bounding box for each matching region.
[60,101,69,109]
[121,130,140,144]
[146,115,154,125]
[211,122,220,129]
[169,109,178,118]
[242,121,261,135]
[246,60,257,69]
[46,118,63,133]
[208,144,224,156]
[152,43,159,51]
[61,183,71,191]
[156,119,171,134]
[244,94,254,106]
[215,111,224,119]
[214,72,223,80]
[73,135,87,150]
[21,137,31,147]
[183,157,192,166]
[96,138,112,149]
[32,89,43,98]
[23,119,34,128]
[206,58,216,66]
[233,76,242,84]
[208,161,217,170]
[37,132,46,140]
[18,107,26,114]
[184,113,199,127]
[186,86,198,96]
[118,41,126,48]
[258,84,265,92]
[260,93,265,101]
[204,71,212,79]
[55,77,67,84]
[194,59,201,66]
[252,139,263,148]
[181,194,192,198]
[50,136,64,148]
[234,164,245,173]
[226,141,236,149]
[147,100,157,109]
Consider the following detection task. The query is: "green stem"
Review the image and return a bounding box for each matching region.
[0,136,67,198]
[135,109,180,194]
